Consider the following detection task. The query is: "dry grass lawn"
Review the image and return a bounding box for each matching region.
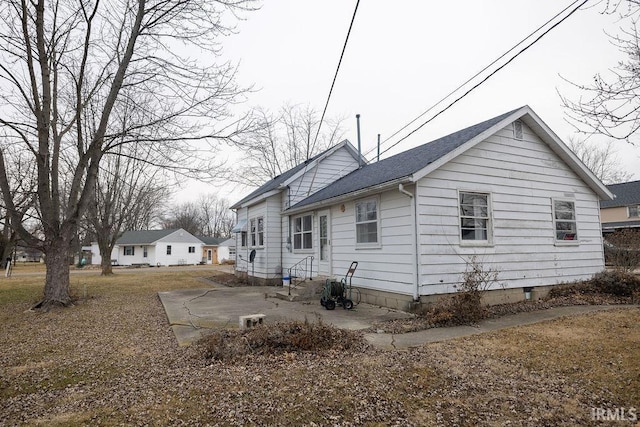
[1,266,639,426]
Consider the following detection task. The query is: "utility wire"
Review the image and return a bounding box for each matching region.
[311,0,360,150]
[372,0,588,159]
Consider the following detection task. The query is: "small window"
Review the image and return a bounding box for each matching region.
[166,245,172,255]
[513,120,523,140]
[459,192,490,242]
[241,231,247,247]
[629,205,639,218]
[188,246,195,253]
[293,214,313,250]
[124,246,135,256]
[143,246,147,258]
[553,199,578,241]
[355,198,379,245]
[229,247,236,256]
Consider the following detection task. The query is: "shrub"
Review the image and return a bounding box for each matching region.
[605,229,640,271]
[590,270,640,297]
[417,256,501,326]
[197,319,367,361]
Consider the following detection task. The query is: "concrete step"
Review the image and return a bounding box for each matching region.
[275,278,327,302]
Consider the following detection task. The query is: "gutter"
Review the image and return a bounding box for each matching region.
[398,183,420,301]
[283,176,413,216]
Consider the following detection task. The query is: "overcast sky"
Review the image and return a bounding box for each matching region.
[188,0,640,201]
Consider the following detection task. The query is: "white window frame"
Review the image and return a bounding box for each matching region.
[293,214,313,252]
[458,191,493,246]
[553,198,579,245]
[240,231,247,248]
[166,245,172,255]
[249,217,264,248]
[124,246,135,256]
[628,205,640,218]
[188,246,195,253]
[143,246,148,258]
[355,196,381,248]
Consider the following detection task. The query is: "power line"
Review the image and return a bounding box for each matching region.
[372,0,588,159]
[311,0,360,149]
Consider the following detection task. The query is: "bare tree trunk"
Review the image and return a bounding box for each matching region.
[41,238,72,308]
[98,240,114,275]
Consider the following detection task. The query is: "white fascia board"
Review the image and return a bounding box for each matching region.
[411,105,614,201]
[236,189,281,209]
[520,109,614,201]
[283,176,411,215]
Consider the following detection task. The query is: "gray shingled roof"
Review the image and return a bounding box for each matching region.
[198,236,227,245]
[601,180,640,208]
[289,108,521,210]
[116,229,178,245]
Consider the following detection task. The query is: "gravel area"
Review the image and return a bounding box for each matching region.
[1,276,638,426]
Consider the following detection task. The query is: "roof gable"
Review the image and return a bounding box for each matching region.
[230,140,363,209]
[601,180,640,208]
[288,106,613,212]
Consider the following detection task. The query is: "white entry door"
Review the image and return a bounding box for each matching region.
[318,210,331,276]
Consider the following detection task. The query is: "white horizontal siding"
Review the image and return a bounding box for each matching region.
[417,123,605,295]
[330,187,415,294]
[287,146,360,208]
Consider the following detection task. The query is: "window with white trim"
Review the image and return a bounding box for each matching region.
[188,246,195,253]
[459,192,491,242]
[553,199,578,241]
[166,245,172,255]
[355,198,379,245]
[629,205,639,218]
[257,217,264,246]
[124,246,135,256]
[241,232,247,247]
[293,214,313,250]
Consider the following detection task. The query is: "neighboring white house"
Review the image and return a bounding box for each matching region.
[218,238,236,263]
[230,106,614,310]
[90,229,204,266]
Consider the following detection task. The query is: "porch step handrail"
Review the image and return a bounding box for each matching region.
[287,256,314,296]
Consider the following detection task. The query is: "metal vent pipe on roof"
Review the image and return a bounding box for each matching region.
[356,114,362,168]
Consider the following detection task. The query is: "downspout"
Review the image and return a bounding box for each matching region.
[398,183,420,301]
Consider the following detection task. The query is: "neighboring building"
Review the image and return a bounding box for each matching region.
[199,236,227,264]
[90,229,204,266]
[218,238,236,263]
[230,106,613,310]
[600,180,640,234]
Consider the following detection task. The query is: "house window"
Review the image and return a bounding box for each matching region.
[188,246,195,253]
[166,245,172,255]
[257,217,264,246]
[124,246,135,256]
[250,219,256,246]
[143,246,147,258]
[553,199,578,241]
[629,205,640,218]
[459,192,490,241]
[293,214,313,250]
[355,198,379,245]
[241,231,247,247]
[229,247,236,256]
[513,120,523,140]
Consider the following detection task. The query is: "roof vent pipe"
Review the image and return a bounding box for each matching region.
[356,114,362,168]
[377,133,381,162]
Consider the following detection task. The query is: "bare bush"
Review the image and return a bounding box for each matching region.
[605,229,640,272]
[197,319,368,361]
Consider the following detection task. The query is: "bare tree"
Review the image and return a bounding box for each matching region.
[162,202,204,236]
[198,194,234,237]
[566,137,634,184]
[88,146,170,275]
[561,1,640,145]
[0,0,256,309]
[229,104,346,187]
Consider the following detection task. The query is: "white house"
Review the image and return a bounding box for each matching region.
[90,229,204,267]
[218,238,236,263]
[230,106,614,310]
